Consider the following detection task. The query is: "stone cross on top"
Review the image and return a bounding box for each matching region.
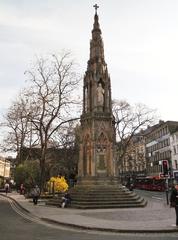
[93,4,99,14]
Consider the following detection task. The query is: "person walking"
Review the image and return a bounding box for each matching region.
[4,182,10,195]
[170,184,178,226]
[20,183,25,195]
[31,185,40,205]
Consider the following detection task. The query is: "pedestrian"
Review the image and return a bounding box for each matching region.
[170,184,178,226]
[126,177,134,191]
[31,185,40,205]
[4,182,10,195]
[20,183,25,195]
[69,172,75,188]
[61,192,71,208]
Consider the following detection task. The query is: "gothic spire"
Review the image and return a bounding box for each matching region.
[92,11,101,33]
[89,5,105,64]
[83,5,111,115]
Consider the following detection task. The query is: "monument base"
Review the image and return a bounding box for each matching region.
[68,176,147,209]
[76,176,120,186]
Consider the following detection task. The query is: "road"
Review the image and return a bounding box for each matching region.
[135,189,167,199]
[0,192,178,240]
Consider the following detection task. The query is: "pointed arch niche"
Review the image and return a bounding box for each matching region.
[96,132,108,176]
[83,134,92,176]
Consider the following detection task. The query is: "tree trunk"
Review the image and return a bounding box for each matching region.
[39,145,47,192]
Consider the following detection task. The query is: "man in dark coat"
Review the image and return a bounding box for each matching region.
[31,185,40,205]
[170,185,178,226]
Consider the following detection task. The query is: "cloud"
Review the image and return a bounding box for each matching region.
[0,0,178,124]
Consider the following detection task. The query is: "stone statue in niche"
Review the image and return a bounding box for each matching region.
[85,87,88,111]
[96,83,104,106]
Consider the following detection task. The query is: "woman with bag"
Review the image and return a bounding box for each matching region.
[31,185,40,205]
[170,184,178,226]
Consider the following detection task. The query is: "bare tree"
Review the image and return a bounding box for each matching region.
[51,121,80,173]
[0,52,81,190]
[23,52,81,190]
[113,100,157,171]
[0,92,34,163]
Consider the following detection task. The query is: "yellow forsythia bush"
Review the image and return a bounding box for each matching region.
[48,176,68,192]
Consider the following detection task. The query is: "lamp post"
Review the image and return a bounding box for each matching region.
[3,158,6,183]
[150,162,153,175]
[168,150,173,185]
[161,159,169,205]
[165,174,169,205]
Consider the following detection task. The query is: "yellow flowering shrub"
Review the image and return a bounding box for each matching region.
[48,176,68,193]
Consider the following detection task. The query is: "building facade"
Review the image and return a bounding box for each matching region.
[0,156,11,185]
[119,121,178,180]
[145,121,178,177]
[120,131,147,179]
[170,129,178,179]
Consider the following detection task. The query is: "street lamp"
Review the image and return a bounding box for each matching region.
[3,159,6,183]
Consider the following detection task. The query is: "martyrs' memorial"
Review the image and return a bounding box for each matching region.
[67,5,146,209]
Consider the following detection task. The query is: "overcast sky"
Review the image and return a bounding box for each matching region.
[1,0,178,124]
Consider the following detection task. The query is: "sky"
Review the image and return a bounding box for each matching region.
[1,0,178,155]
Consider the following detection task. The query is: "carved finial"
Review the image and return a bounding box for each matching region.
[93,4,99,14]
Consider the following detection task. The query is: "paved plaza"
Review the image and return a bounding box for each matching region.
[1,191,178,233]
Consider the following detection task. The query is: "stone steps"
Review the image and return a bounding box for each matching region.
[69,192,139,199]
[46,200,146,209]
[46,183,147,209]
[71,199,144,204]
[70,189,129,193]
[48,197,141,204]
[70,197,140,202]
[46,177,146,209]
[70,182,146,208]
[71,201,147,209]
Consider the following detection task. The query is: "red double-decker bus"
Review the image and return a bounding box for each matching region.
[134,176,166,191]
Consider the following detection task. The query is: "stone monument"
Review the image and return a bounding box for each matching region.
[49,5,146,209]
[78,4,116,183]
